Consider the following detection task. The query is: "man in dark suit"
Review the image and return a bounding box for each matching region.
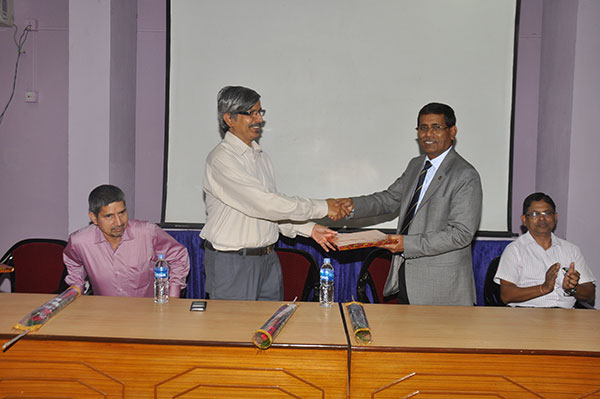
[337,103,482,305]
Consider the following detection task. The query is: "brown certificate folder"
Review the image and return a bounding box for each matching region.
[334,230,397,251]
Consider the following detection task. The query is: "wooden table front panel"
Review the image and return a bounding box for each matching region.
[350,350,600,398]
[344,303,600,399]
[0,339,347,398]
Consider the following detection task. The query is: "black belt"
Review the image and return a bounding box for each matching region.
[204,241,275,256]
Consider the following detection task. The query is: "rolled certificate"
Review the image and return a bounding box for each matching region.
[13,286,81,331]
[253,302,298,350]
[345,301,372,344]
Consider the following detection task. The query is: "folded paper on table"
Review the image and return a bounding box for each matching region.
[345,301,372,344]
[252,302,299,350]
[335,230,398,251]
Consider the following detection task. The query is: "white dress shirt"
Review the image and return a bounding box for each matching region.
[494,232,596,308]
[200,132,328,250]
[416,146,451,211]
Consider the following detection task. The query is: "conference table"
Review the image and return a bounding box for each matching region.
[0,293,348,397]
[343,304,600,398]
[1,293,599,398]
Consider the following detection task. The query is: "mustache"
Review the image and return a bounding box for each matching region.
[250,121,265,129]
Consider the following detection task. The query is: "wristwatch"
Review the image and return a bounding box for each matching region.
[564,286,577,296]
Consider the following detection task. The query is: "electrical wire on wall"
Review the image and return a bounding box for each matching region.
[0,24,31,127]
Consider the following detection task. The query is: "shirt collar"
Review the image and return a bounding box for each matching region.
[524,231,560,249]
[92,225,106,244]
[425,145,452,170]
[224,131,262,156]
[92,223,134,245]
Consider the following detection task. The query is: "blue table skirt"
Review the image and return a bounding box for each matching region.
[167,230,511,306]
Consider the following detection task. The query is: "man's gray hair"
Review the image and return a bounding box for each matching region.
[217,86,261,136]
[88,184,125,216]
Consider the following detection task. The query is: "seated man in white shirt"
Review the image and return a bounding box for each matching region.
[494,192,596,308]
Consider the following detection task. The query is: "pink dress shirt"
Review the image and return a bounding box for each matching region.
[64,219,190,297]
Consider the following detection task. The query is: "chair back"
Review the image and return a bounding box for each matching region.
[276,247,319,302]
[357,248,396,304]
[483,256,504,306]
[1,239,68,294]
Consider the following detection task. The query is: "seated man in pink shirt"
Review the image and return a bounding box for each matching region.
[64,184,190,297]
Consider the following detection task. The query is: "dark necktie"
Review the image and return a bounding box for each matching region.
[400,161,432,234]
[396,160,432,304]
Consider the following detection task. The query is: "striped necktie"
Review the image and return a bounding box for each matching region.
[400,161,432,234]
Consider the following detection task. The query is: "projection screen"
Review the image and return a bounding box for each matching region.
[165,0,518,233]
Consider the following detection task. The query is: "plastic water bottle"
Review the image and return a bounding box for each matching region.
[154,254,169,304]
[319,258,334,308]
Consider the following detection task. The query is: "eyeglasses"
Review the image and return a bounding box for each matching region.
[238,109,266,118]
[416,124,448,133]
[525,210,555,219]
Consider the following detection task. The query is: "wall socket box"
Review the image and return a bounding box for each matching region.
[26,91,39,103]
[24,18,38,31]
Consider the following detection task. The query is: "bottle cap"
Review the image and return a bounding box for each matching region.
[157,254,165,260]
[324,258,330,263]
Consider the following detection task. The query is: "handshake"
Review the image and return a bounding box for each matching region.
[326,198,355,221]
[311,198,355,252]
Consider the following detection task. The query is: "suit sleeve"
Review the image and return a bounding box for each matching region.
[351,166,412,219]
[403,167,482,258]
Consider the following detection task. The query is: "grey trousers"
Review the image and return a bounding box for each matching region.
[203,248,283,301]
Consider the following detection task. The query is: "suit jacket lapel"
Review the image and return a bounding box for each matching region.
[396,155,427,233]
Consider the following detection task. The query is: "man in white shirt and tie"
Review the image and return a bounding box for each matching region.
[336,103,483,305]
